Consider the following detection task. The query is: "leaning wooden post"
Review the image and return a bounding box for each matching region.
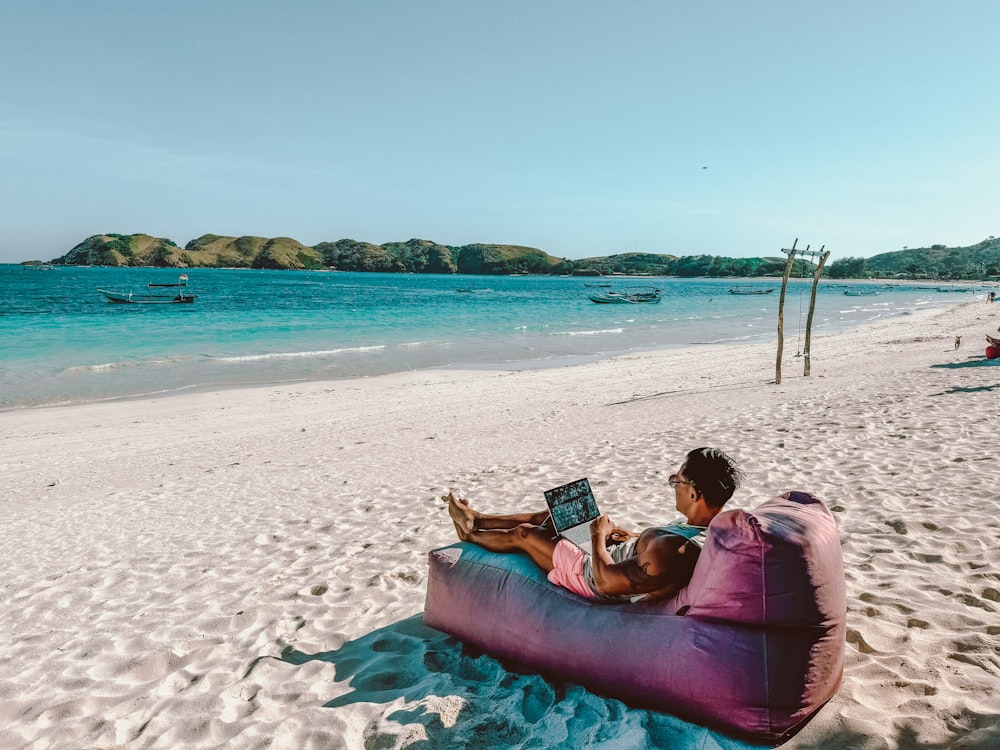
[802,246,829,376]
[775,239,798,384]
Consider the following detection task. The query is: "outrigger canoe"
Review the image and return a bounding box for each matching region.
[588,286,662,304]
[97,274,196,304]
[98,289,197,304]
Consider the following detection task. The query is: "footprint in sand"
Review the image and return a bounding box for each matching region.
[845,628,881,655]
[887,519,907,535]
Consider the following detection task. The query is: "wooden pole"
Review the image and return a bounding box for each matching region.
[775,239,798,385]
[803,246,829,376]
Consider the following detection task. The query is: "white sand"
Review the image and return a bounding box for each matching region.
[2,300,999,749]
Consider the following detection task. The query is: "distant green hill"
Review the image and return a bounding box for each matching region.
[50,233,1000,278]
[183,235,320,269]
[573,252,677,276]
[53,234,567,274]
[57,234,184,266]
[828,236,1000,279]
[453,243,563,274]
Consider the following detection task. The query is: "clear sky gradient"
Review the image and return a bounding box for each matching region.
[2,1,997,263]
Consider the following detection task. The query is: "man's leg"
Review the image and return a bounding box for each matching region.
[445,491,549,535]
[466,523,559,572]
[445,492,557,571]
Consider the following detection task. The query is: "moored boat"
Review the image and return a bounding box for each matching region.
[98,274,197,304]
[148,274,189,288]
[727,287,774,295]
[588,286,661,304]
[98,289,197,304]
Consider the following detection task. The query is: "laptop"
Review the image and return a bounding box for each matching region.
[544,477,601,552]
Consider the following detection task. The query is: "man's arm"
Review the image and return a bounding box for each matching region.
[590,522,698,597]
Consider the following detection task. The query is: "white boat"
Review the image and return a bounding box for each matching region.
[98,274,196,304]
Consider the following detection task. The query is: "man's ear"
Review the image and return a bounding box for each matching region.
[692,488,707,505]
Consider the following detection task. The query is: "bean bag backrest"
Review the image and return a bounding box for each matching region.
[664,491,847,629]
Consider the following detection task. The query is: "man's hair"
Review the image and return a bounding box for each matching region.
[684,447,745,508]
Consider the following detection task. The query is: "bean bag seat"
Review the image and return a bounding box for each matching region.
[423,491,846,743]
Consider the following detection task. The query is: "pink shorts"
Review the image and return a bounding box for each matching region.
[547,539,599,600]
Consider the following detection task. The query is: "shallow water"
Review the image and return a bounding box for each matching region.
[0,265,976,409]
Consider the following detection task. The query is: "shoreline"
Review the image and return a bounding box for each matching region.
[1,294,985,416]
[4,265,993,413]
[3,299,999,748]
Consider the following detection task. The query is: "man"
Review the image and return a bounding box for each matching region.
[446,447,744,602]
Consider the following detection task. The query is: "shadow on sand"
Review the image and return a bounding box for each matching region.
[931,358,1000,369]
[271,615,1000,749]
[272,614,764,749]
[930,357,1000,394]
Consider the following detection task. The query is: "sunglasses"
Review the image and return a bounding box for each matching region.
[668,473,696,489]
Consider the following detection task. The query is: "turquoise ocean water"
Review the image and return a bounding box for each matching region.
[1,265,979,410]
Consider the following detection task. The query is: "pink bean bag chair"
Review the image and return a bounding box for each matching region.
[424,491,846,743]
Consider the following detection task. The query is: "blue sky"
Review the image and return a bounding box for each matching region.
[2,1,997,264]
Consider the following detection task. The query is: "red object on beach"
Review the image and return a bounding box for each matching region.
[986,344,1000,360]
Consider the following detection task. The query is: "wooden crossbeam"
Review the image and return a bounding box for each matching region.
[781,247,825,258]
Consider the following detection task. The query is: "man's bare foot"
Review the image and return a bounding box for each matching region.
[444,490,477,540]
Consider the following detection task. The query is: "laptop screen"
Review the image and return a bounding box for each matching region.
[544,478,600,533]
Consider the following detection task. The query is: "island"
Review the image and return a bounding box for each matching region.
[39,232,1000,280]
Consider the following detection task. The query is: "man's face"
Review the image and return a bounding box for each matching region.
[671,462,698,516]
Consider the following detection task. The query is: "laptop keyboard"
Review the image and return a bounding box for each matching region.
[561,524,592,551]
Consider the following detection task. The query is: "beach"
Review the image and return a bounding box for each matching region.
[2,298,998,748]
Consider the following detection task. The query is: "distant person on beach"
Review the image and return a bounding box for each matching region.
[445,447,744,602]
[988,291,995,303]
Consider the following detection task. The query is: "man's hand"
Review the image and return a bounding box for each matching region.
[591,515,614,539]
[590,516,639,544]
[591,516,635,545]
[609,526,636,544]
